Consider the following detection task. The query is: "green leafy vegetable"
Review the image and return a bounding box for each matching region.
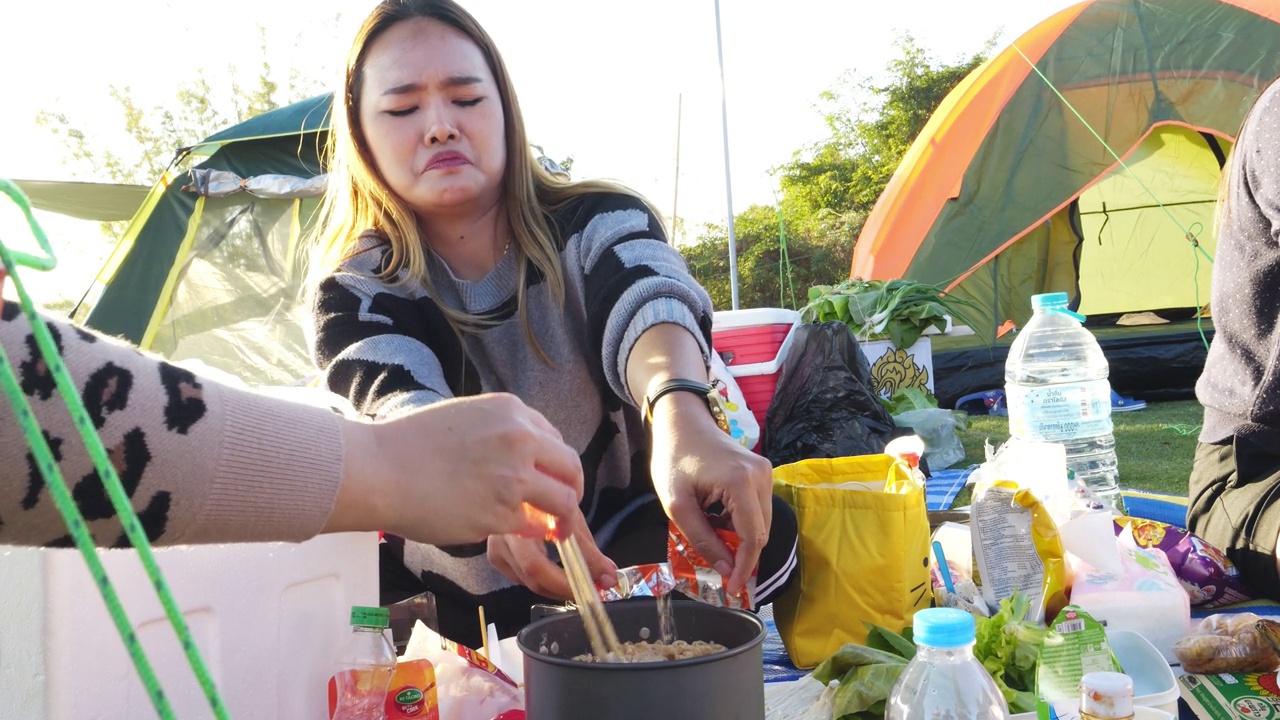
[801,278,984,350]
[811,625,914,720]
[881,387,938,415]
[972,592,1050,714]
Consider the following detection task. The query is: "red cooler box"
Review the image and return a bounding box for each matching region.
[712,308,801,443]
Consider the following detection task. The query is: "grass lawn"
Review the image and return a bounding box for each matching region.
[956,399,1204,497]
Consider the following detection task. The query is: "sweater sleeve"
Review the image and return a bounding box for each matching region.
[0,299,344,548]
[311,256,456,419]
[573,194,715,406]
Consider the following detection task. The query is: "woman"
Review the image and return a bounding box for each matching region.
[1188,75,1280,600]
[0,268,586,549]
[309,0,797,643]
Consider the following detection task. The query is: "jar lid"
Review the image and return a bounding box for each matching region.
[1079,671,1134,718]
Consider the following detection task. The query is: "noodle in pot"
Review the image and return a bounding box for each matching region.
[572,639,727,663]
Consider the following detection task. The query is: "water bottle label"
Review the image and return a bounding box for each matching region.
[1007,380,1112,442]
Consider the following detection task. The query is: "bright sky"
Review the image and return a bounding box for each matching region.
[0,0,1077,304]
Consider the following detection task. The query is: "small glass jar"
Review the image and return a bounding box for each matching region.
[1079,671,1135,720]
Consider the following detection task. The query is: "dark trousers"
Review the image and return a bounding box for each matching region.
[1187,435,1280,599]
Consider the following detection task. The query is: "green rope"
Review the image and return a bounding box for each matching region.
[1161,423,1203,437]
[1012,44,1215,352]
[0,179,229,720]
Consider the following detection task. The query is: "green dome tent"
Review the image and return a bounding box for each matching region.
[82,94,333,385]
[849,0,1280,404]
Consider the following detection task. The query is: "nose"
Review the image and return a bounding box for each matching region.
[423,104,458,145]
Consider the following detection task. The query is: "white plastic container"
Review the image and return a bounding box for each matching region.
[0,532,379,719]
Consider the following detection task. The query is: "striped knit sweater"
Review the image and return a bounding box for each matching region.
[311,192,715,633]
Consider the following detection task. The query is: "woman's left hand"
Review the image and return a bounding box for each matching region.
[648,391,774,597]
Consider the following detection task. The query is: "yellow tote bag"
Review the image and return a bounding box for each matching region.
[772,454,932,669]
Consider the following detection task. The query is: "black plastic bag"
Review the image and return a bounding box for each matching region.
[763,322,896,466]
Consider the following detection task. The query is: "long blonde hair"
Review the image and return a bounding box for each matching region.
[311,0,650,361]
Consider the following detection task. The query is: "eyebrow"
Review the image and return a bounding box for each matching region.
[381,75,484,96]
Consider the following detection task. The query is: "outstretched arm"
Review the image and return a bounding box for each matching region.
[0,270,585,549]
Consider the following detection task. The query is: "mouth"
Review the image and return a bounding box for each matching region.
[423,151,471,172]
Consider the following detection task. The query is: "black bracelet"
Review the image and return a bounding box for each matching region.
[641,379,733,436]
[641,379,714,424]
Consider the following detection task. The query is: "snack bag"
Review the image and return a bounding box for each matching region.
[971,480,1068,624]
[1113,516,1255,607]
[1035,605,1123,703]
[598,562,676,602]
[668,521,756,609]
[401,621,523,720]
[384,660,440,720]
[710,351,761,450]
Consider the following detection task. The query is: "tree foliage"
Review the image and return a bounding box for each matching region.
[682,34,995,310]
[36,26,325,238]
[777,34,995,224]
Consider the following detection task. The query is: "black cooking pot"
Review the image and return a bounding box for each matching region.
[517,598,766,720]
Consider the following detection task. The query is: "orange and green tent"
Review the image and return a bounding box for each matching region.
[852,0,1280,340]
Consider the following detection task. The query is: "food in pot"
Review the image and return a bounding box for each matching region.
[569,639,728,663]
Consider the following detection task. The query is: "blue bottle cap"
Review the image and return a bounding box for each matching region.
[913,607,976,648]
[1031,292,1070,310]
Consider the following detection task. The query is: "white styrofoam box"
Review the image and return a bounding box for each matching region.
[0,532,378,720]
[858,336,934,398]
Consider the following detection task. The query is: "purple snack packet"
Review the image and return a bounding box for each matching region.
[1114,516,1254,608]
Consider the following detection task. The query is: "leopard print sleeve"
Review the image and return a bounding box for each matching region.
[0,300,346,547]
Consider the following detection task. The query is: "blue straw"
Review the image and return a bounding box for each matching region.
[932,541,956,594]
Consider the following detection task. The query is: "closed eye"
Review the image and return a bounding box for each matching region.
[386,106,418,117]
[454,97,484,107]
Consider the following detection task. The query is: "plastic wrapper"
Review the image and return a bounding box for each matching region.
[400,620,524,720]
[1113,516,1255,608]
[598,563,675,602]
[891,408,965,470]
[668,521,756,609]
[762,322,896,465]
[1173,613,1280,674]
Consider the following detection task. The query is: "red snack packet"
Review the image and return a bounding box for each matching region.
[667,521,756,609]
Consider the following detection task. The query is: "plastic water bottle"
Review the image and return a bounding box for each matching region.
[886,608,1009,720]
[331,606,397,720]
[1004,292,1119,510]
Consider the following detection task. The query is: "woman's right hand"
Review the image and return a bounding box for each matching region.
[324,393,587,547]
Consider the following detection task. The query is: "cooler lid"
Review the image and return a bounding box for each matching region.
[712,308,800,331]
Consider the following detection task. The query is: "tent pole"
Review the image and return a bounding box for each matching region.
[672,93,682,246]
[714,0,740,309]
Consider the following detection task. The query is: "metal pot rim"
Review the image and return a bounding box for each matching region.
[515,604,766,670]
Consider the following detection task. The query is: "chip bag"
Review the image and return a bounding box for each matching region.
[668,521,755,609]
[971,480,1068,625]
[1113,516,1254,608]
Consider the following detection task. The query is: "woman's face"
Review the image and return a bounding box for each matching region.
[357,17,507,220]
